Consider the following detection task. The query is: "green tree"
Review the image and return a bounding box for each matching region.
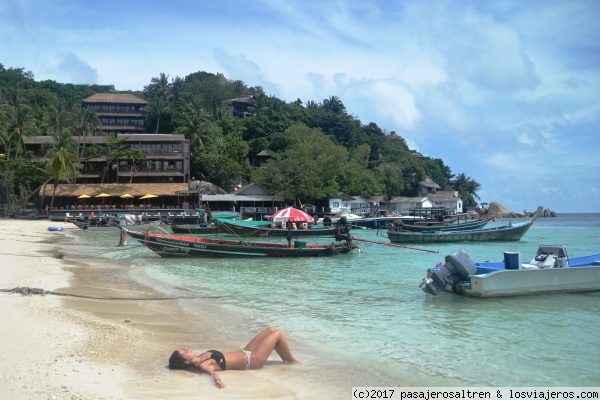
[72,107,101,159]
[374,162,405,197]
[3,93,38,160]
[0,158,47,216]
[174,98,212,149]
[170,76,185,124]
[451,173,481,210]
[45,130,79,209]
[202,132,248,188]
[107,146,148,184]
[144,72,172,133]
[338,144,382,196]
[42,102,71,137]
[252,124,347,203]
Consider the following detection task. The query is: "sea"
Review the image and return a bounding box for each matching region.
[67,213,600,387]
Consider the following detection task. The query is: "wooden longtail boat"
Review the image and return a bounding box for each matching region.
[170,224,221,234]
[213,218,338,237]
[387,207,541,244]
[393,216,494,232]
[123,226,357,258]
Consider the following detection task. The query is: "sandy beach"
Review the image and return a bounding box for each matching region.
[0,219,385,400]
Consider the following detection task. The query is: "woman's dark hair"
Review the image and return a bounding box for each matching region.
[169,350,187,370]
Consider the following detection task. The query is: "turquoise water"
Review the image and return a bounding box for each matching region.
[73,214,600,387]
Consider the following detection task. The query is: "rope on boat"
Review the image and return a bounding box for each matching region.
[0,287,223,301]
[350,237,439,253]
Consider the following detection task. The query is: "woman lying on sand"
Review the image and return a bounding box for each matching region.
[168,327,301,388]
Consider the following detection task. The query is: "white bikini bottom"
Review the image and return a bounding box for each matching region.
[240,349,252,369]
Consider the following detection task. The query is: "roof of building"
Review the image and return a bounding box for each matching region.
[367,195,386,203]
[230,95,256,104]
[420,177,441,189]
[389,196,429,203]
[24,134,186,144]
[236,183,272,196]
[427,191,461,201]
[201,194,278,202]
[82,93,148,104]
[41,183,188,197]
[256,149,275,157]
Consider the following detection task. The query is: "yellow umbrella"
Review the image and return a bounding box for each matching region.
[77,194,91,206]
[139,194,159,208]
[94,193,111,206]
[120,194,134,207]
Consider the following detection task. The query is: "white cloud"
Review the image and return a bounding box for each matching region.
[47,53,98,85]
[1,0,599,212]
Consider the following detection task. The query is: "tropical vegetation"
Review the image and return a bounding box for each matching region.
[0,63,482,216]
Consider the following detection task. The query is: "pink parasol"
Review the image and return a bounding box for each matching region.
[268,207,315,223]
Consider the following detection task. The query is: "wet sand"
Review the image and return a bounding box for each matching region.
[0,219,388,399]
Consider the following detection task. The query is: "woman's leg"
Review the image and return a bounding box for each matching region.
[244,328,300,368]
[243,327,277,351]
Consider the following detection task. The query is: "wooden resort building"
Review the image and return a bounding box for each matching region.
[82,93,148,136]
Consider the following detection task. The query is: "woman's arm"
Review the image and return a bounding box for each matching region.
[198,362,225,389]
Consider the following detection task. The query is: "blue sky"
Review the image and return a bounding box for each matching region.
[1,0,599,213]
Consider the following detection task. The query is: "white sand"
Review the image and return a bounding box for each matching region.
[0,219,383,399]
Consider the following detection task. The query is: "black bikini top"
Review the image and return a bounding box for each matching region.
[200,350,226,370]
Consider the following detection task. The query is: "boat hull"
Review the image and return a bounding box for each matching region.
[398,217,492,232]
[465,266,600,297]
[125,229,355,258]
[420,245,600,298]
[388,220,535,243]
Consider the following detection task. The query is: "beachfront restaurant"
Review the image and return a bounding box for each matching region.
[40,182,189,212]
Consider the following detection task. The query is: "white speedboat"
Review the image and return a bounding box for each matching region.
[420,245,600,298]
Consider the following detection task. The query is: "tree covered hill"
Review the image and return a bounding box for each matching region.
[0,64,481,208]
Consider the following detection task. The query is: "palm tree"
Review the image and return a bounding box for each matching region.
[322,96,346,114]
[72,107,101,158]
[467,178,481,202]
[145,72,172,133]
[45,130,79,209]
[42,102,70,137]
[170,76,184,123]
[175,98,211,150]
[305,100,320,109]
[6,102,38,160]
[451,173,481,209]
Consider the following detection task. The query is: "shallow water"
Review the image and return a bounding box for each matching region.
[72,214,600,387]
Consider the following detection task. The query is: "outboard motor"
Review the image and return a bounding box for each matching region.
[420,264,453,295]
[335,225,351,241]
[420,250,478,296]
[445,250,478,280]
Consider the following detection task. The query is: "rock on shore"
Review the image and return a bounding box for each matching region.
[476,201,556,218]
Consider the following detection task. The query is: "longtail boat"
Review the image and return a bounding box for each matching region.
[392,216,494,233]
[213,218,338,237]
[387,207,541,244]
[123,226,357,258]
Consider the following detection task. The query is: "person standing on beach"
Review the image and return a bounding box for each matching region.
[168,327,300,388]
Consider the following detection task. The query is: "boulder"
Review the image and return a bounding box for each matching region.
[510,212,526,218]
[487,201,511,217]
[466,210,480,219]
